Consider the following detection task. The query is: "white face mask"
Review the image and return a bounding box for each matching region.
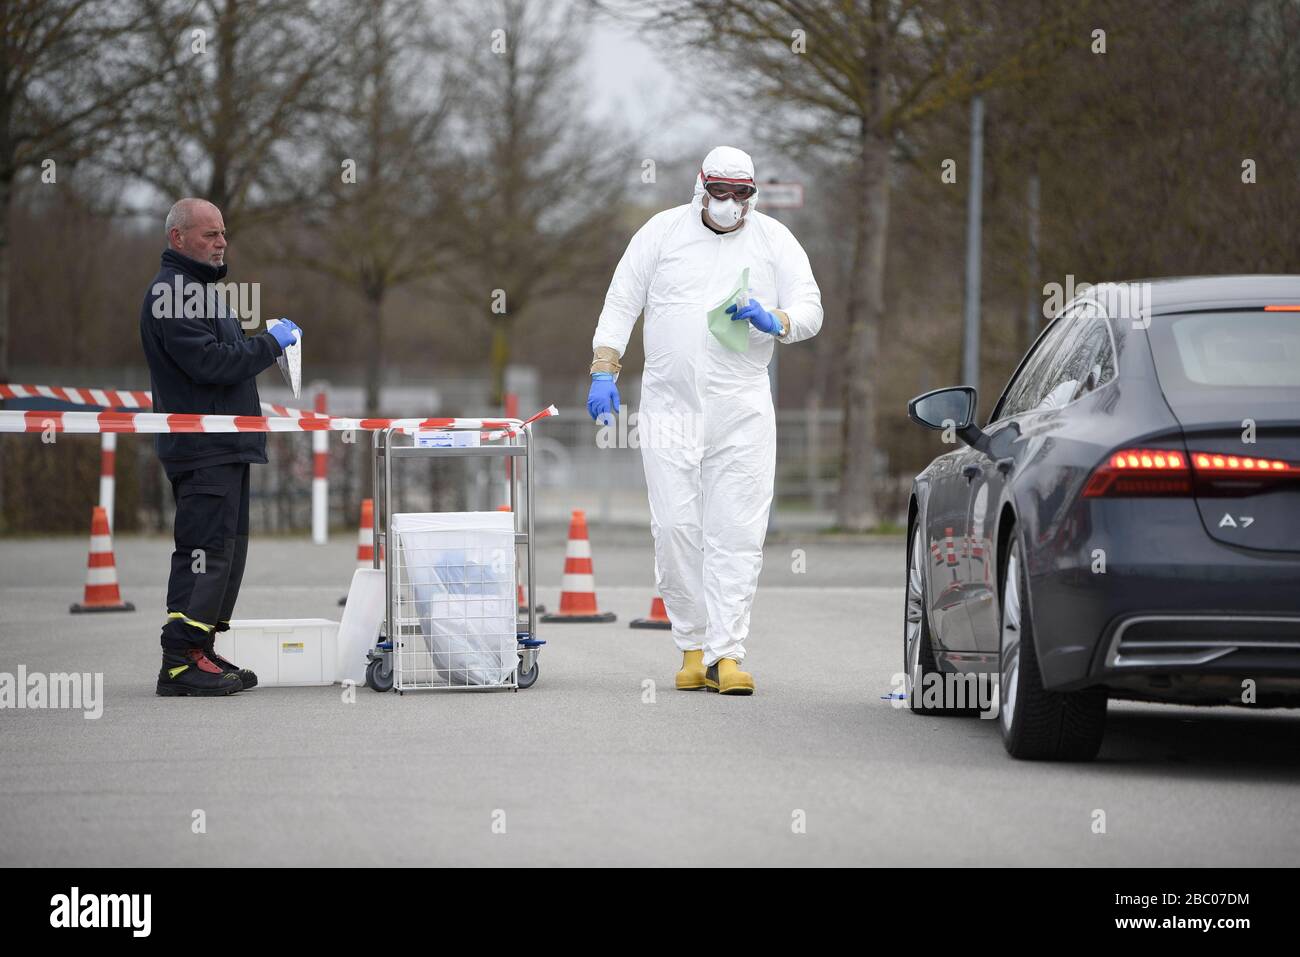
[705,196,744,229]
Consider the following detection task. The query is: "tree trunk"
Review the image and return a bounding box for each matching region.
[209,0,239,212]
[835,127,891,531]
[489,317,511,407]
[0,171,10,384]
[364,291,384,416]
[0,172,11,529]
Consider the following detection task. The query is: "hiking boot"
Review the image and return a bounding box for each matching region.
[203,626,258,690]
[156,647,243,697]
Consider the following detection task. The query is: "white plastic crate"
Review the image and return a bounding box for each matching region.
[390,511,517,690]
[215,619,339,687]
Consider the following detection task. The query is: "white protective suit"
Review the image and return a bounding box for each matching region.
[592,147,823,666]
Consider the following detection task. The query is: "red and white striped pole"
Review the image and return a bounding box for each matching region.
[311,385,328,544]
[98,432,116,532]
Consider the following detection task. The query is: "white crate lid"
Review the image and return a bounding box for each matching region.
[226,619,339,629]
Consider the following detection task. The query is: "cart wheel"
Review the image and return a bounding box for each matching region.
[517,661,539,689]
[366,656,394,693]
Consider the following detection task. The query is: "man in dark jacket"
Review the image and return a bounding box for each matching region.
[140,198,302,697]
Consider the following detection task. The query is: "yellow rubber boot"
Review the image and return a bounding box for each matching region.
[676,650,706,690]
[704,658,754,696]
[675,650,706,690]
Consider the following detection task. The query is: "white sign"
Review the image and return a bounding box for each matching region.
[759,182,803,209]
[415,430,480,448]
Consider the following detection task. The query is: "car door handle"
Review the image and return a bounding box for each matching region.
[962,464,981,481]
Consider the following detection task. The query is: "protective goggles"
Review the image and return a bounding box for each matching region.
[703,179,757,201]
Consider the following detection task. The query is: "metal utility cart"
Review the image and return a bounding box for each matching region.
[364,419,543,693]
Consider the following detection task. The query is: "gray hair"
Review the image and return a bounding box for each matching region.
[164,198,213,239]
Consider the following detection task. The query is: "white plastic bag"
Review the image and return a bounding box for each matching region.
[391,512,516,686]
[266,317,302,398]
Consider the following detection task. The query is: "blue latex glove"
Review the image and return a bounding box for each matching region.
[587,373,620,422]
[268,317,301,351]
[727,300,782,336]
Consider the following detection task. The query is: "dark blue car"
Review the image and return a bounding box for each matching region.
[905,276,1300,760]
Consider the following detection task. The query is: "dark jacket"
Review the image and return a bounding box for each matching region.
[139,249,284,475]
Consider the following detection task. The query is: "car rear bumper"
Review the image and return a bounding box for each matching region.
[1096,613,1300,704]
[1041,603,1300,691]
[1046,607,1300,706]
[1027,499,1300,698]
[1102,614,1300,670]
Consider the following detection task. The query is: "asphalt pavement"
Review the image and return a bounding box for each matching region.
[2,530,1297,866]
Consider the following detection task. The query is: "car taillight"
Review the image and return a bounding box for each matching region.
[1190,451,1299,497]
[1084,447,1299,497]
[1191,452,1292,473]
[1083,448,1191,497]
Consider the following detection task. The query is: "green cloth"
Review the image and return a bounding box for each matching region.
[706,268,751,352]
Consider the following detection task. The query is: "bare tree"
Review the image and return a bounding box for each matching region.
[111,0,358,230]
[0,0,180,530]
[606,0,1081,529]
[442,0,633,405]
[276,0,461,415]
[0,0,178,382]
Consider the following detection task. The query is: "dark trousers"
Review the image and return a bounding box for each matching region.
[163,463,250,648]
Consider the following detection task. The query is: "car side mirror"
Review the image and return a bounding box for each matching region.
[908,386,975,430]
[907,386,990,453]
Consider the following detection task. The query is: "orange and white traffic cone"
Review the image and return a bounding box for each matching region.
[69,506,134,613]
[541,509,616,623]
[356,498,376,567]
[339,498,378,605]
[629,595,672,630]
[498,505,544,614]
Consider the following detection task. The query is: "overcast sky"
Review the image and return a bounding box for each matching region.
[581,18,729,161]
[579,16,808,193]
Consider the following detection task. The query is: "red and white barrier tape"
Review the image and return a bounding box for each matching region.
[0,382,325,420]
[0,405,559,437]
[485,405,560,441]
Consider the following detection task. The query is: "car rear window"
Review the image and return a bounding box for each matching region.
[1148,311,1300,389]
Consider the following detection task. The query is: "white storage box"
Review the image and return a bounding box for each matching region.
[215,619,339,687]
[391,511,516,689]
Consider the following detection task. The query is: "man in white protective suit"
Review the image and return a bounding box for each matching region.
[586,146,822,696]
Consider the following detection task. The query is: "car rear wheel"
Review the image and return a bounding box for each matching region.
[999,537,1107,760]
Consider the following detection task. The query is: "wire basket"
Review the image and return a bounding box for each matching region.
[390,512,518,690]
